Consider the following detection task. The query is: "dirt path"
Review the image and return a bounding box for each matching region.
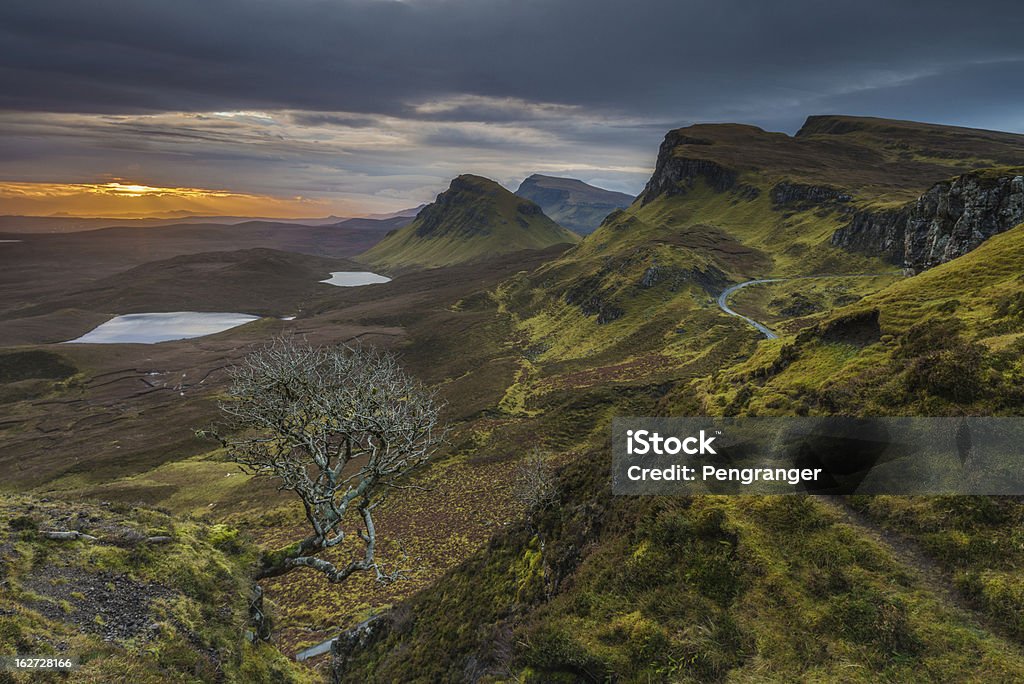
[820,495,1024,651]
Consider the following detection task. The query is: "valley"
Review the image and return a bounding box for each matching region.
[3,116,1024,682]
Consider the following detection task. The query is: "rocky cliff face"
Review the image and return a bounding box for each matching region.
[832,171,1024,271]
[637,132,738,205]
[770,181,853,211]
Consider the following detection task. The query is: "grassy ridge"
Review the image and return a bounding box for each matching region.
[361,175,579,270]
[334,123,1024,681]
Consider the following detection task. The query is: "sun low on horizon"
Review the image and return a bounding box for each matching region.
[0,179,365,219]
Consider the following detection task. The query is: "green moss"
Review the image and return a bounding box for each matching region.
[0,493,311,683]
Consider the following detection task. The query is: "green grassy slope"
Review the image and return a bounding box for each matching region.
[0,494,312,683]
[336,227,1024,681]
[689,221,1024,418]
[334,119,1024,682]
[360,175,580,270]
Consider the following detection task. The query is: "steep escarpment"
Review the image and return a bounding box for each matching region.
[770,181,853,211]
[832,170,1024,271]
[637,116,1024,209]
[360,175,579,270]
[635,129,747,205]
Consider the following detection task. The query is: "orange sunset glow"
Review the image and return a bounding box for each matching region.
[0,180,345,218]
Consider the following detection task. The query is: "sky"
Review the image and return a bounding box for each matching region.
[1,0,1023,218]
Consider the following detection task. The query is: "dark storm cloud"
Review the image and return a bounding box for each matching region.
[2,0,1023,213]
[2,0,1023,131]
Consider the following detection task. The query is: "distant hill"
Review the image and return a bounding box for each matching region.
[0,208,424,235]
[330,215,415,232]
[360,175,580,270]
[0,214,358,234]
[0,220,390,321]
[361,205,426,220]
[514,174,633,234]
[10,248,364,321]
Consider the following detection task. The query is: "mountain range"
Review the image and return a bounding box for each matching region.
[360,174,580,270]
[514,174,633,235]
[5,115,1024,683]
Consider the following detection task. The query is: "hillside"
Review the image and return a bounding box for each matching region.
[330,117,1024,681]
[515,174,633,235]
[0,221,388,322]
[5,115,1024,682]
[0,493,311,683]
[832,166,1024,271]
[359,175,580,270]
[5,248,363,323]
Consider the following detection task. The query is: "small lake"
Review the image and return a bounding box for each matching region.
[65,312,261,344]
[320,271,391,287]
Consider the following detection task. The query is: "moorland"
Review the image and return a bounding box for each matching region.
[3,115,1024,682]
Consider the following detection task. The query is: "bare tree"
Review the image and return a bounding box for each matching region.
[201,337,444,585]
[512,449,558,522]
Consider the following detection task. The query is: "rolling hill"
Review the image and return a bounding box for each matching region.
[6,115,1024,683]
[514,174,633,235]
[4,248,365,326]
[359,175,580,270]
[331,116,1024,682]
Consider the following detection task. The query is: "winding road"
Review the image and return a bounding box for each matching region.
[717,279,785,339]
[716,274,900,340]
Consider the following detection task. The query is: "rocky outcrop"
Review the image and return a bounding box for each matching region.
[564,275,624,324]
[831,207,909,262]
[637,132,737,205]
[770,181,852,211]
[331,615,390,679]
[832,171,1024,271]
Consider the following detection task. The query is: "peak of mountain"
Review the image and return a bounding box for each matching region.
[360,174,579,270]
[637,116,1024,208]
[515,174,633,235]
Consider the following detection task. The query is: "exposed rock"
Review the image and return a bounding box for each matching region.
[639,266,659,288]
[734,184,762,201]
[831,207,909,260]
[904,173,1024,269]
[818,309,881,346]
[770,181,852,211]
[832,171,1024,270]
[637,131,737,205]
[39,530,98,542]
[24,567,175,642]
[564,277,625,324]
[331,614,390,678]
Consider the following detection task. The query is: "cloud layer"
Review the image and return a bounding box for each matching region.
[2,0,1022,214]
